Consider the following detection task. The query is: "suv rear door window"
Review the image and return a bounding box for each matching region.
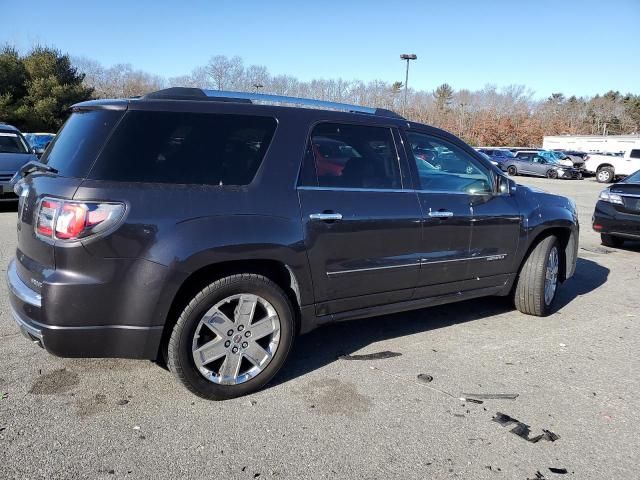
[89,111,277,185]
[302,123,402,190]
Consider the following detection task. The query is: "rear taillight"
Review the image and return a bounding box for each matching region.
[36,197,125,241]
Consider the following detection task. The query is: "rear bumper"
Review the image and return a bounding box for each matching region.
[592,201,640,238]
[6,259,163,359]
[0,182,18,201]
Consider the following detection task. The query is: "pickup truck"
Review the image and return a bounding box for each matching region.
[584,149,640,183]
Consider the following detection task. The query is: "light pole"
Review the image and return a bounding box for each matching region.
[400,54,417,115]
[253,83,264,94]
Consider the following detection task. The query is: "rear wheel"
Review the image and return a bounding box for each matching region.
[596,166,614,183]
[167,274,295,400]
[601,234,624,248]
[514,236,560,316]
[507,165,517,176]
[546,169,558,179]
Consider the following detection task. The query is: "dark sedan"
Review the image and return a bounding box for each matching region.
[593,169,640,247]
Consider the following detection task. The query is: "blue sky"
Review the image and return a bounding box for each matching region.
[2,0,639,98]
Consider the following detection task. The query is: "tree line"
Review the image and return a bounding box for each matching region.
[2,46,639,147]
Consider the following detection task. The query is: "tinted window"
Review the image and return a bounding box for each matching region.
[42,110,123,177]
[89,111,277,185]
[630,149,640,159]
[625,170,640,183]
[302,123,401,190]
[0,132,29,154]
[407,132,492,194]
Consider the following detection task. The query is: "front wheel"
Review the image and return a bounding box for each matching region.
[514,236,560,316]
[167,274,296,400]
[546,169,558,179]
[601,234,624,248]
[507,165,518,176]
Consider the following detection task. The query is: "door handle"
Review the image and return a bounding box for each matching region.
[309,212,343,221]
[428,210,454,218]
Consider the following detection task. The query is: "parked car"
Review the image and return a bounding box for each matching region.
[584,149,640,183]
[477,151,499,166]
[502,152,582,179]
[513,150,577,168]
[24,133,56,158]
[0,124,38,201]
[476,148,516,165]
[593,169,640,247]
[7,88,579,400]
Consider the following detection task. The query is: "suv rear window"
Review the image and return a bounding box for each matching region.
[89,111,277,185]
[41,110,124,177]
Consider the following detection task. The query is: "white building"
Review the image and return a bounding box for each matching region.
[542,135,640,153]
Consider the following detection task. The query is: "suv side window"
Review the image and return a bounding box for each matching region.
[407,132,493,194]
[301,123,402,190]
[630,149,640,159]
[89,111,277,185]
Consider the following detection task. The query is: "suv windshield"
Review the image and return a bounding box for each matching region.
[0,132,30,154]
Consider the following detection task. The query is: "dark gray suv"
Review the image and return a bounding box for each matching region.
[7,88,579,400]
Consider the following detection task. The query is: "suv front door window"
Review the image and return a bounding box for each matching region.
[405,131,521,294]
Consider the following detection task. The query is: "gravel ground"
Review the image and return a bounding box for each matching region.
[0,176,638,480]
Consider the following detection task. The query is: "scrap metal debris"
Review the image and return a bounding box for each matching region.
[339,351,402,361]
[492,412,560,443]
[417,374,433,384]
[548,467,568,474]
[370,366,457,399]
[462,393,519,400]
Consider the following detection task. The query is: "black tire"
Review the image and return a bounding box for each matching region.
[514,236,560,316]
[507,165,517,176]
[601,234,624,248]
[546,169,558,179]
[167,274,296,400]
[596,166,614,183]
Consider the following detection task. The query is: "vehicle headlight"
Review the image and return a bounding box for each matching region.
[599,189,623,204]
[556,168,564,174]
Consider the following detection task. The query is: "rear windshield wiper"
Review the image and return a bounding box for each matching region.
[11,160,58,185]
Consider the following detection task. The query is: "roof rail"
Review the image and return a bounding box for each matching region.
[143,87,404,119]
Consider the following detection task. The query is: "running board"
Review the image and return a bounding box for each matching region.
[316,284,507,327]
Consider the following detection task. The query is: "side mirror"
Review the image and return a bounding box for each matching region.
[496,174,515,195]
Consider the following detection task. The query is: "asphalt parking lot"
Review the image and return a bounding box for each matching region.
[0,176,638,480]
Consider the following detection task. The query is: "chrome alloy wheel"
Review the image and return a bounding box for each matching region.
[544,246,559,306]
[192,294,281,385]
[597,169,611,182]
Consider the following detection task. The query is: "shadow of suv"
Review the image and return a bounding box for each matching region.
[7,88,579,400]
